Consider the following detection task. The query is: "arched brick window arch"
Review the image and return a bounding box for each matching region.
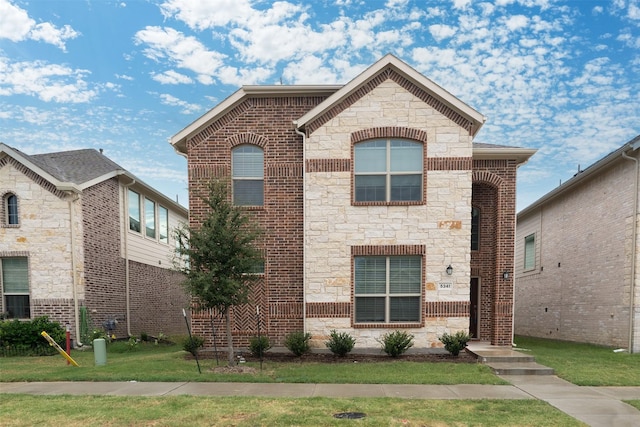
[352,127,427,205]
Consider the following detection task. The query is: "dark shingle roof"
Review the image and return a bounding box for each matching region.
[27,149,124,185]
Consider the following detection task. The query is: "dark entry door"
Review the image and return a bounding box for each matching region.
[470,278,479,339]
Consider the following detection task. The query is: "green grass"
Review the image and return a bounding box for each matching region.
[0,341,505,384]
[514,336,640,386]
[0,395,584,427]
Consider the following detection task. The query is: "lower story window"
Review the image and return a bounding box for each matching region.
[1,257,30,319]
[354,256,421,323]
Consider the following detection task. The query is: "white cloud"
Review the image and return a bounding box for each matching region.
[0,56,98,102]
[152,70,193,85]
[504,15,529,32]
[429,24,457,42]
[0,0,78,51]
[158,93,201,114]
[134,26,227,84]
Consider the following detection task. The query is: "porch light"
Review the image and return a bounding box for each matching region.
[446,265,453,275]
[502,270,510,280]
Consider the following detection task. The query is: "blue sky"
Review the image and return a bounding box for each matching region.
[1,0,639,210]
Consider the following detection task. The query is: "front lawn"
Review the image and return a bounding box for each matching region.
[0,340,504,384]
[514,336,640,386]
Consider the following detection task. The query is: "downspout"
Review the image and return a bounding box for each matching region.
[294,124,307,333]
[123,179,136,338]
[68,191,82,346]
[622,148,638,353]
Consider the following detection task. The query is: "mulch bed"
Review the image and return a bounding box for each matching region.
[196,349,477,364]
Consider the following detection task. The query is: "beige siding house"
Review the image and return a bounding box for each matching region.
[515,136,640,353]
[0,144,189,344]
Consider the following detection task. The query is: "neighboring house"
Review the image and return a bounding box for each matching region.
[0,144,189,344]
[170,54,535,349]
[515,136,640,353]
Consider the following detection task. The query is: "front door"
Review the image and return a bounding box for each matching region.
[470,277,479,339]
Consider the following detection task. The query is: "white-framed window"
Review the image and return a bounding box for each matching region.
[354,139,423,202]
[232,144,264,206]
[4,193,19,226]
[159,206,169,244]
[128,189,141,233]
[524,234,536,270]
[145,198,156,239]
[354,256,422,323]
[1,257,30,319]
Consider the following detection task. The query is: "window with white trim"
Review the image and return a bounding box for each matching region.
[1,257,30,319]
[159,206,169,244]
[145,198,156,239]
[232,144,264,206]
[354,256,421,323]
[354,139,422,202]
[524,234,535,270]
[128,189,141,233]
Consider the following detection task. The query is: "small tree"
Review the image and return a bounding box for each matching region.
[174,178,263,366]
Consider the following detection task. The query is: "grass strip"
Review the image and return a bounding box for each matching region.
[0,394,584,427]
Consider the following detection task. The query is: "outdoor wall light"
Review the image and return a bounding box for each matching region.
[446,265,453,275]
[502,270,510,280]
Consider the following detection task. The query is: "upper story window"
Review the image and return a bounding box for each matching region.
[471,207,480,251]
[128,190,169,245]
[159,206,169,244]
[145,198,156,239]
[232,144,264,206]
[354,139,423,203]
[1,257,30,319]
[4,193,19,226]
[354,256,422,323]
[524,234,536,270]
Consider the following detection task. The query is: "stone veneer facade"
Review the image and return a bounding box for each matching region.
[1,155,189,341]
[185,67,520,348]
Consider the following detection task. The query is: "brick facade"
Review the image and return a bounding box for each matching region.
[515,147,640,352]
[178,56,529,349]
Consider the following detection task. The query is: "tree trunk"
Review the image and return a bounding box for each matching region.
[225,307,235,366]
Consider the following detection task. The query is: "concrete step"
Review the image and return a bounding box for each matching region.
[476,354,535,363]
[486,362,555,376]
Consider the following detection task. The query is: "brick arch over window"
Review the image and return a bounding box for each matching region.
[227,133,269,149]
[351,127,428,144]
[472,170,503,189]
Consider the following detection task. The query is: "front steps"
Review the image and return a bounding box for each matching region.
[467,342,555,376]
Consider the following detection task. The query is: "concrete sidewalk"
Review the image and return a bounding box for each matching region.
[2,379,640,426]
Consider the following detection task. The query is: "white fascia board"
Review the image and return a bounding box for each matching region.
[473,147,538,165]
[0,143,82,194]
[170,85,342,155]
[295,54,486,135]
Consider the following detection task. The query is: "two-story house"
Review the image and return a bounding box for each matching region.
[515,136,640,353]
[0,144,189,345]
[171,54,535,349]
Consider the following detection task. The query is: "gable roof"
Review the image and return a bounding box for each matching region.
[518,135,640,217]
[0,143,187,215]
[294,53,486,136]
[170,54,487,155]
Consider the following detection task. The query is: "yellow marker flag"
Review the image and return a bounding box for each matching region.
[41,331,79,367]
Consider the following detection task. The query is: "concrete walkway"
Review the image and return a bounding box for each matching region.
[2,379,640,426]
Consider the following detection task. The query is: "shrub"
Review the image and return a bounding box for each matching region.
[249,335,271,358]
[140,332,149,342]
[0,316,65,356]
[182,335,205,357]
[378,330,414,357]
[284,331,311,356]
[325,330,356,357]
[439,330,471,356]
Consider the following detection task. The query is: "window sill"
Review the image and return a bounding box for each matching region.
[352,201,424,207]
[353,322,423,329]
